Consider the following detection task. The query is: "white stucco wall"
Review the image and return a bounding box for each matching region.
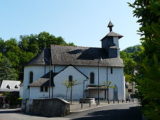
[107,67,125,100]
[20,86,23,98]
[77,66,125,100]
[23,65,125,100]
[23,66,51,99]
[29,87,52,99]
[53,66,87,100]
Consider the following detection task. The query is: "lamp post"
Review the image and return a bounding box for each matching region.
[83,79,87,99]
[97,58,102,105]
[52,65,55,98]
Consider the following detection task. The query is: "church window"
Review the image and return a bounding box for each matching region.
[90,72,95,84]
[29,71,33,83]
[111,67,113,74]
[69,75,73,82]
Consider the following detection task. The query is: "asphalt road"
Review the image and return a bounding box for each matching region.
[66,103,142,120]
[0,103,142,120]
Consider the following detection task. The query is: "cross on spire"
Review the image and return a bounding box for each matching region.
[108,21,114,32]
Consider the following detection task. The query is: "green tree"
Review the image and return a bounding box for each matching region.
[3,39,23,79]
[62,80,79,103]
[0,55,17,81]
[18,32,72,54]
[102,81,115,103]
[120,45,143,82]
[63,80,71,100]
[129,0,160,119]
[0,32,75,81]
[37,32,67,49]
[0,38,5,53]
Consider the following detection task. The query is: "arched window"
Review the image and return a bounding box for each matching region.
[90,72,95,84]
[69,75,73,82]
[29,71,33,83]
[110,67,113,74]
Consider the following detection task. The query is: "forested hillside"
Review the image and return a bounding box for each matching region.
[0,32,74,81]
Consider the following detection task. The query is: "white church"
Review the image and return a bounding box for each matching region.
[22,22,126,102]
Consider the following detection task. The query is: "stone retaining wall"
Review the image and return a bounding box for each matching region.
[22,98,70,117]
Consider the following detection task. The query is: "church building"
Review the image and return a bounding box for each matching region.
[22,22,126,101]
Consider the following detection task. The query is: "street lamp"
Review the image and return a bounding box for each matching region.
[97,57,102,105]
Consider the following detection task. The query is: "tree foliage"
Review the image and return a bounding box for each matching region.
[0,55,17,81]
[129,0,160,119]
[62,80,79,102]
[102,81,115,101]
[0,32,75,82]
[120,45,143,82]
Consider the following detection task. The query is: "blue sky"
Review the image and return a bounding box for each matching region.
[0,0,140,50]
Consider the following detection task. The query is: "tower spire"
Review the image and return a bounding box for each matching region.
[108,21,114,32]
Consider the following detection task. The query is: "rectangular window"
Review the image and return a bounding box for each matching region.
[40,86,48,92]
[40,86,43,92]
[111,67,113,74]
[45,86,48,92]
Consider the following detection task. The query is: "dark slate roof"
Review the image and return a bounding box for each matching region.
[27,45,124,67]
[41,71,57,78]
[56,65,89,79]
[29,71,56,87]
[29,78,49,87]
[101,32,123,40]
[27,48,51,66]
[51,45,124,67]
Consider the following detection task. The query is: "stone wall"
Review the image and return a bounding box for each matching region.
[23,98,70,117]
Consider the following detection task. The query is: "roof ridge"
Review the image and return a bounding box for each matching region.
[51,44,101,49]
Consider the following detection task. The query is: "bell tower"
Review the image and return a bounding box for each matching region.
[101,21,123,58]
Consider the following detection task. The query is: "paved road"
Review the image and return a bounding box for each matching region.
[66,103,142,120]
[0,103,142,120]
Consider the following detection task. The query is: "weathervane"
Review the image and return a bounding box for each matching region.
[108,21,114,32]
